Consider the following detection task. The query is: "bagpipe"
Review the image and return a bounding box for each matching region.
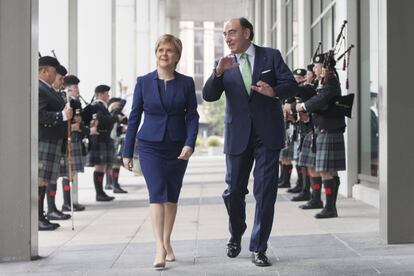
[314,21,355,118]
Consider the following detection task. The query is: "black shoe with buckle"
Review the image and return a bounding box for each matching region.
[113,186,128,194]
[62,203,86,212]
[226,238,241,258]
[38,219,58,231]
[291,191,311,202]
[39,213,59,231]
[96,193,115,202]
[47,210,71,220]
[252,251,271,267]
[299,199,323,209]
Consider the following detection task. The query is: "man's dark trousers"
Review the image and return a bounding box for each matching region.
[223,127,280,253]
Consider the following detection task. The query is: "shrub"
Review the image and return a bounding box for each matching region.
[195,136,202,147]
[206,136,221,147]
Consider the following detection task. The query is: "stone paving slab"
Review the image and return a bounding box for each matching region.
[1,156,414,275]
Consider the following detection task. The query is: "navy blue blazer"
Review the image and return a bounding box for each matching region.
[123,70,199,158]
[202,45,297,155]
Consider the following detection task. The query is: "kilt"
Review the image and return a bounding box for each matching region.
[39,139,63,183]
[279,140,295,161]
[87,137,114,166]
[298,132,315,168]
[59,138,85,176]
[315,131,346,172]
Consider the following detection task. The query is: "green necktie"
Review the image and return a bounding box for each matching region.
[240,53,252,94]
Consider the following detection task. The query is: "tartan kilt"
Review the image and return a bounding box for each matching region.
[315,132,346,172]
[298,132,315,168]
[87,138,114,166]
[112,138,124,166]
[279,140,295,161]
[39,139,63,183]
[59,139,85,176]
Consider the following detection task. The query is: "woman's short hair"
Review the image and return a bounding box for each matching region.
[155,34,183,64]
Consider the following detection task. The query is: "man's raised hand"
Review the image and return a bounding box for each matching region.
[216,55,239,76]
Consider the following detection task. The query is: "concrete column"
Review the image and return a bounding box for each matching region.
[297,0,311,67]
[262,0,272,47]
[165,0,180,36]
[254,0,263,45]
[135,0,160,75]
[342,0,359,198]
[276,0,286,55]
[135,0,152,75]
[68,0,78,75]
[246,0,255,24]
[111,0,117,95]
[379,0,414,244]
[0,0,38,261]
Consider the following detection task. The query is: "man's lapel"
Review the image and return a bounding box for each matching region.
[252,45,267,86]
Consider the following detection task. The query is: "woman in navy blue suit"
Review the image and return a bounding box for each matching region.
[123,34,199,269]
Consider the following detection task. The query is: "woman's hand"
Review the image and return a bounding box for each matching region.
[123,158,133,171]
[177,146,193,160]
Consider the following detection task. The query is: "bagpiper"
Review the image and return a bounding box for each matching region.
[87,85,123,201]
[38,56,72,230]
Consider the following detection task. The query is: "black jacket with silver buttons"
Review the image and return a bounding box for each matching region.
[39,80,67,141]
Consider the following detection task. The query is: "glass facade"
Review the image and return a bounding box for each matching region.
[193,22,204,93]
[359,0,379,180]
[311,0,334,56]
[285,0,298,69]
[270,0,277,48]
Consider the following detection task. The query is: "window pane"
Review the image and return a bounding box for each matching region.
[286,53,293,69]
[286,1,293,50]
[272,29,277,48]
[312,0,321,22]
[311,22,321,54]
[271,0,277,24]
[359,0,379,178]
[321,10,333,50]
[322,0,332,10]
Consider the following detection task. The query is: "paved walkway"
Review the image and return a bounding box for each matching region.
[1,156,414,275]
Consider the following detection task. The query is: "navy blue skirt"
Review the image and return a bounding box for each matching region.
[138,139,188,203]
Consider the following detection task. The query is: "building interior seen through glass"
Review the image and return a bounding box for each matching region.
[359,0,379,179]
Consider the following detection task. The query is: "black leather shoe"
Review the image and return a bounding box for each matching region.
[104,183,113,190]
[278,181,291,188]
[287,185,302,193]
[38,219,58,231]
[47,210,71,220]
[291,192,311,202]
[226,239,241,258]
[314,207,338,219]
[299,199,323,209]
[49,221,60,228]
[113,186,128,194]
[252,252,271,267]
[62,203,86,212]
[96,193,115,202]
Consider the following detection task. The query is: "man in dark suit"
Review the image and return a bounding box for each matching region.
[202,17,297,266]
